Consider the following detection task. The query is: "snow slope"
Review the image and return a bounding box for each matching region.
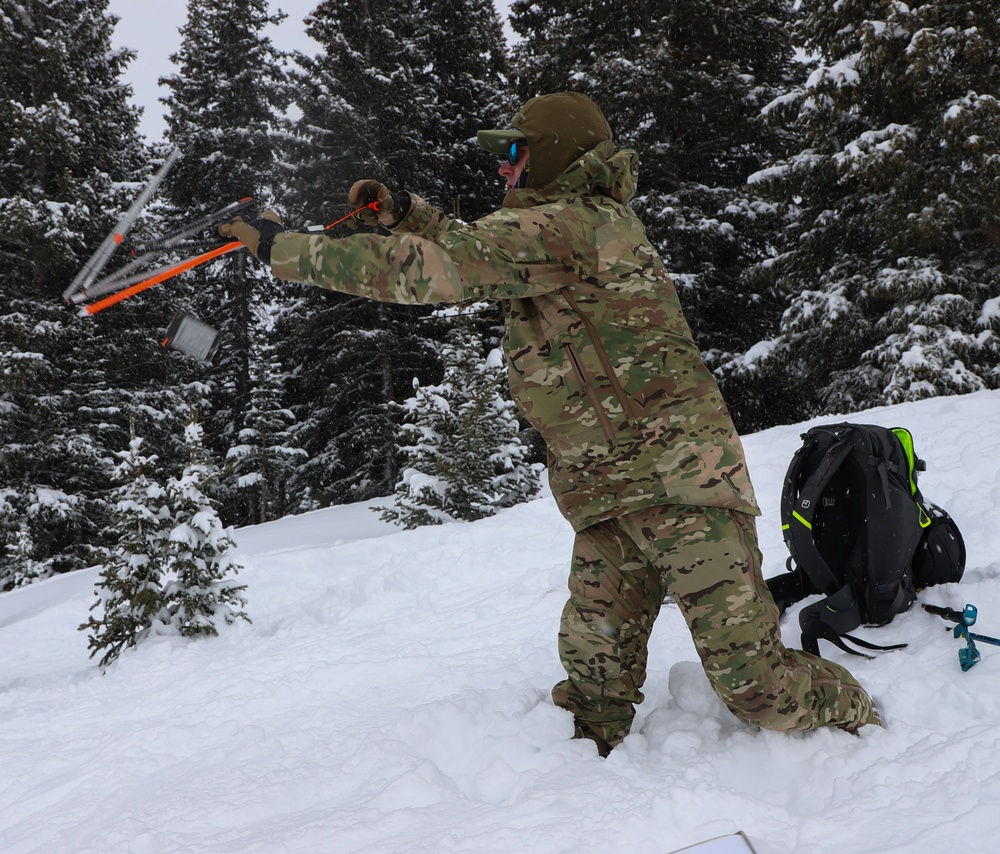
[2,390,999,853]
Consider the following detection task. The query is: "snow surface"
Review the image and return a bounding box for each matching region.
[2,390,1000,853]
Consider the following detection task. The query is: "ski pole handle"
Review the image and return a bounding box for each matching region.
[923,603,967,624]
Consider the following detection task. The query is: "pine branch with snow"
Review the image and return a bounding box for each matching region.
[735,0,1000,418]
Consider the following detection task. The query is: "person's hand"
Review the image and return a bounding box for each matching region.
[347,180,409,228]
[219,210,284,262]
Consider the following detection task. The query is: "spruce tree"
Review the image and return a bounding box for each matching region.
[509,0,800,432]
[379,323,541,528]
[6,526,40,589]
[163,423,249,637]
[275,0,460,509]
[0,0,164,586]
[158,0,290,522]
[281,0,427,219]
[738,0,1000,419]
[273,294,446,509]
[228,337,305,524]
[81,435,172,668]
[408,0,511,221]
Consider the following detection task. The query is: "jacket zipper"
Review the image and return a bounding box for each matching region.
[560,288,643,426]
[564,341,616,443]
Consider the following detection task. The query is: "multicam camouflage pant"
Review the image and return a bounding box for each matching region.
[552,504,880,752]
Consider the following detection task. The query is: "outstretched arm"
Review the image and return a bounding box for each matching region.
[268,192,597,305]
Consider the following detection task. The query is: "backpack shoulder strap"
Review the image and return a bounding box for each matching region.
[778,436,809,541]
[769,433,819,611]
[784,430,856,594]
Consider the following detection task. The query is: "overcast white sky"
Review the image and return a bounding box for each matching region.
[107,1,515,142]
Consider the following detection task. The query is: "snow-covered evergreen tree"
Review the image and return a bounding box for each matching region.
[81,435,172,668]
[0,499,22,590]
[7,525,41,589]
[163,423,248,637]
[379,324,541,529]
[227,339,305,525]
[158,0,290,523]
[272,293,446,509]
[736,0,1000,420]
[407,0,511,221]
[286,0,422,192]
[274,0,463,509]
[0,0,161,585]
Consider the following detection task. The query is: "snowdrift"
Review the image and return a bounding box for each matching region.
[2,390,999,853]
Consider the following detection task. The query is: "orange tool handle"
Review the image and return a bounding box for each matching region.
[83,241,242,315]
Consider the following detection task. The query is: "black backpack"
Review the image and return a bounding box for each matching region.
[766,423,966,657]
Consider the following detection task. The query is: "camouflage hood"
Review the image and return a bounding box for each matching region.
[501,140,638,210]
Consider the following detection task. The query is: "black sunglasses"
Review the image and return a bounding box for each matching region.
[508,140,526,166]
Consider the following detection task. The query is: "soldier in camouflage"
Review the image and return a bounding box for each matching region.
[221,92,881,756]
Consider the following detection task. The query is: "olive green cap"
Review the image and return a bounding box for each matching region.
[477,92,613,188]
[476,128,527,155]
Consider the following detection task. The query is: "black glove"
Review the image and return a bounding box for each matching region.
[347,180,411,228]
[219,210,284,263]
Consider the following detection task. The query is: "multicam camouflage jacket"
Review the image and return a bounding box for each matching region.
[270,140,759,531]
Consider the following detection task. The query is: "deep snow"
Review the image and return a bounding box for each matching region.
[2,390,999,853]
